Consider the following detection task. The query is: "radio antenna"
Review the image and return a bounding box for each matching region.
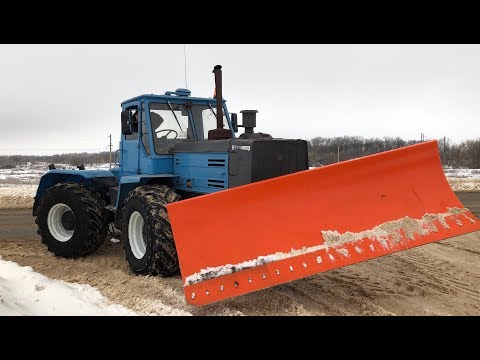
[183,44,188,89]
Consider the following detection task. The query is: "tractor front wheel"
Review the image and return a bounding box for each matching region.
[121,185,181,277]
[35,182,107,258]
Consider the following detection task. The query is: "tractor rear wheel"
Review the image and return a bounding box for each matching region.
[35,182,107,258]
[121,185,181,276]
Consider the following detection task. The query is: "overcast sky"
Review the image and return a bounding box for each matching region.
[1,44,479,155]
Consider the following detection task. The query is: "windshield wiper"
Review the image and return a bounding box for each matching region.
[167,101,183,131]
[208,103,217,117]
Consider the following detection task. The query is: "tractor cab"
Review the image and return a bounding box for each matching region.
[118,90,235,177]
[115,66,307,199]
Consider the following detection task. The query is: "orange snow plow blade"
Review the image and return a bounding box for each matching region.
[167,140,480,306]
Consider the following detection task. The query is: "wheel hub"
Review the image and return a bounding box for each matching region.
[128,211,147,259]
[61,211,76,231]
[47,203,75,242]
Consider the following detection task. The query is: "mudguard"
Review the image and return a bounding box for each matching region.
[33,170,115,215]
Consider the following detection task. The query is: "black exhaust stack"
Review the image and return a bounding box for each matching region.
[208,65,233,140]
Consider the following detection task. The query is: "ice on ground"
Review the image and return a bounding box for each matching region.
[0,258,138,316]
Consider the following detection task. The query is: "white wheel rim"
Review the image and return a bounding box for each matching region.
[129,211,146,259]
[47,203,75,242]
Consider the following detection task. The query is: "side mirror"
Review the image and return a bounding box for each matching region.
[231,113,238,133]
[121,110,133,135]
[121,110,139,135]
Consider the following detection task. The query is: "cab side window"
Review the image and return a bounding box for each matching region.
[125,107,139,141]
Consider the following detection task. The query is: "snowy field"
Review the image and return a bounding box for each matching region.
[0,163,480,209]
[0,163,111,209]
[0,163,479,210]
[1,162,479,185]
[0,162,111,186]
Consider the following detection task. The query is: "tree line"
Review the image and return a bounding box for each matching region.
[307,136,480,168]
[0,137,479,169]
[0,152,111,169]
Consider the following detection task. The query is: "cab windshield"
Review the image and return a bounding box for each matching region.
[149,103,192,140]
[190,104,230,140]
[148,102,232,154]
[149,102,194,155]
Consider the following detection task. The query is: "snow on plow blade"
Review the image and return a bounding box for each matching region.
[167,140,480,306]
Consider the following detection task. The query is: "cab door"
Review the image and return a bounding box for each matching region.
[120,104,140,175]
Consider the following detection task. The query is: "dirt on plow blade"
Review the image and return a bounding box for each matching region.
[167,140,480,306]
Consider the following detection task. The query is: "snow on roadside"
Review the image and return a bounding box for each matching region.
[0,258,192,316]
[443,168,480,178]
[0,163,111,185]
[447,178,480,192]
[0,184,37,197]
[0,185,37,209]
[0,258,138,316]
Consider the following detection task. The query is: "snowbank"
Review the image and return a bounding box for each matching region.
[0,258,138,316]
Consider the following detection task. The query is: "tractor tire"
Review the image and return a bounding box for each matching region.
[121,185,181,277]
[35,182,108,258]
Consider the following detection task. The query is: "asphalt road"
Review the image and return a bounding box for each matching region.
[2,192,479,241]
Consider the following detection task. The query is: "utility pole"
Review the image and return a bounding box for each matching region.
[337,139,340,163]
[108,134,112,169]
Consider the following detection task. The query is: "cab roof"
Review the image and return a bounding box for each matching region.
[121,88,227,107]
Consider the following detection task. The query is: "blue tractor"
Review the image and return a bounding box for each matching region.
[33,65,308,277]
